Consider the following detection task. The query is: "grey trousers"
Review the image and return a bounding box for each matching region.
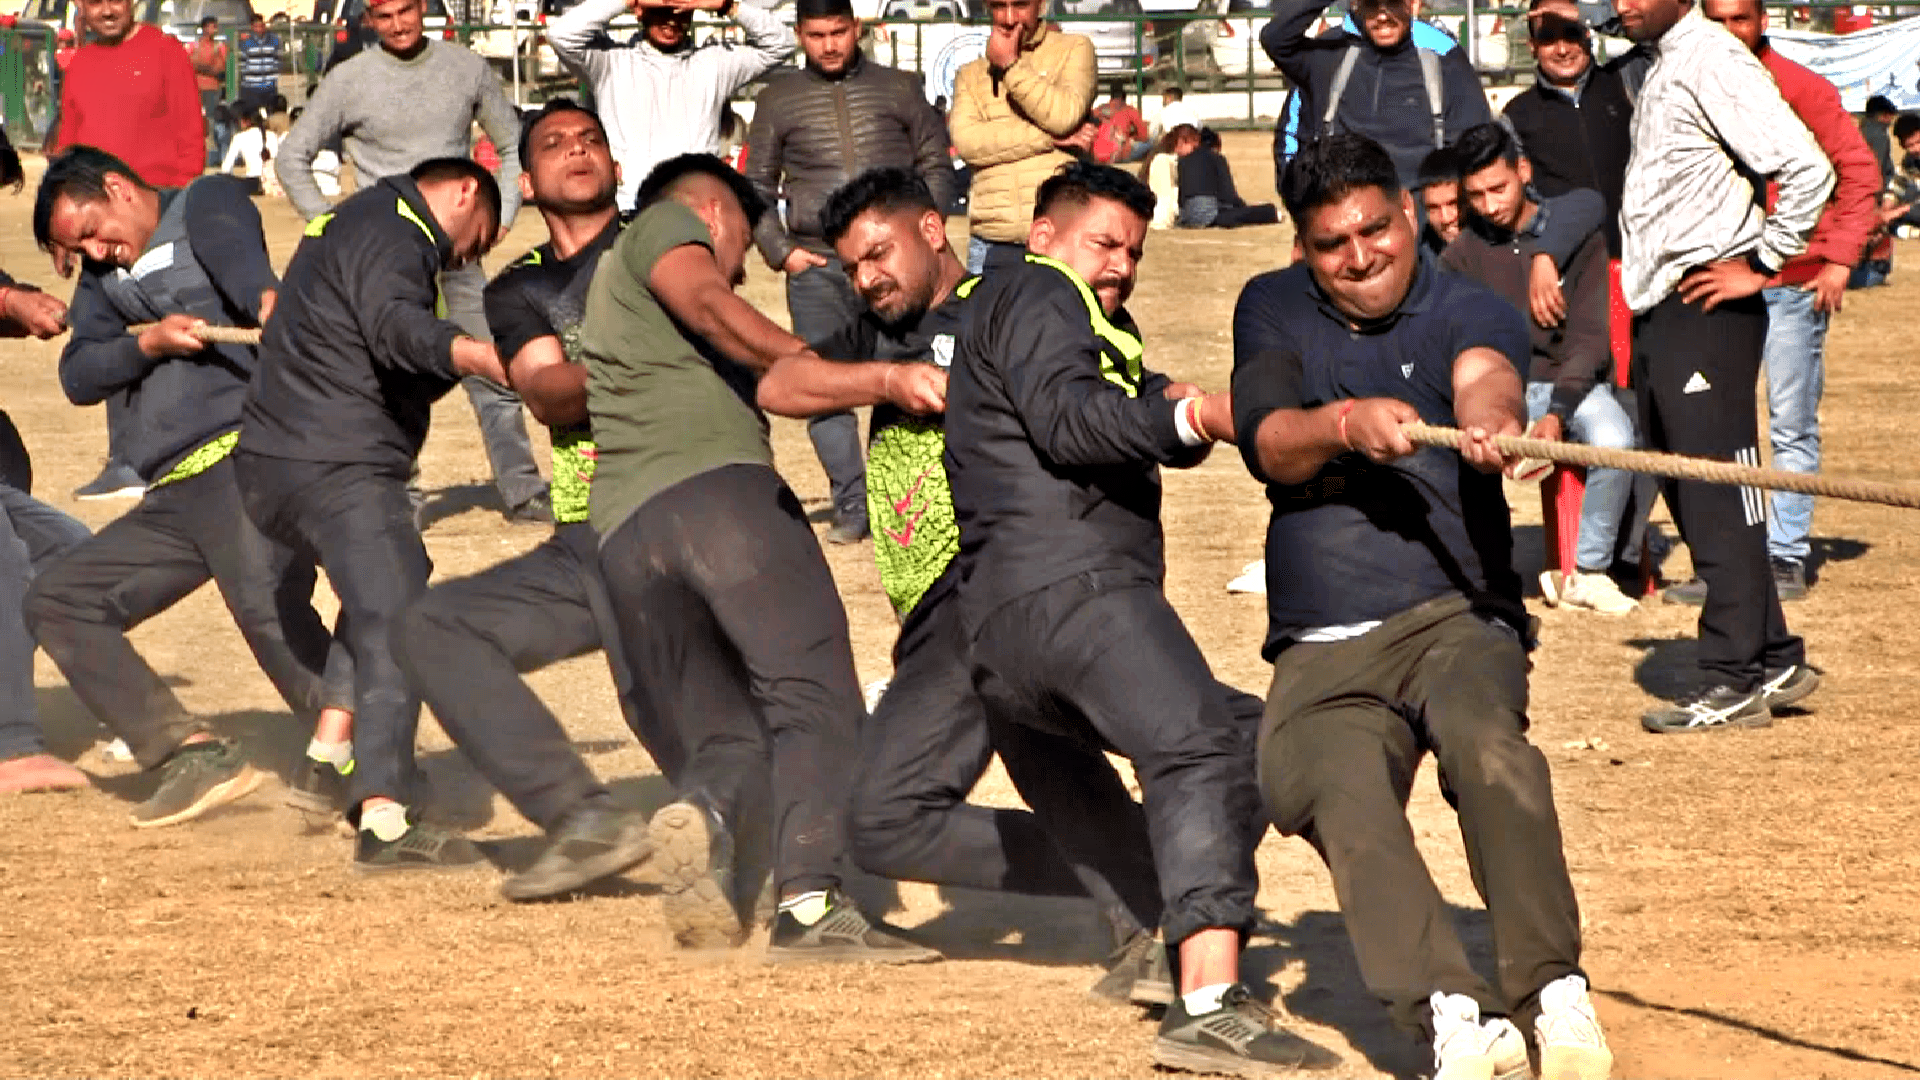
[784,261,868,519]
[440,264,547,511]
[0,485,90,760]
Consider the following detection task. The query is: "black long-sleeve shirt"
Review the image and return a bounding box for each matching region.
[944,258,1199,631]
[60,177,276,481]
[240,175,464,476]
[1176,146,1246,209]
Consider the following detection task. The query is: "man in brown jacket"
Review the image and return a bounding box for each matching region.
[950,0,1095,273]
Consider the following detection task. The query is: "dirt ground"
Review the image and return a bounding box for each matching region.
[2,135,1918,1079]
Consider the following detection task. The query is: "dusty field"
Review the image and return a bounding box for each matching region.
[2,135,1918,1079]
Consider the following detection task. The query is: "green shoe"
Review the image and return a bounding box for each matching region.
[131,740,265,829]
[353,814,485,874]
[501,803,654,902]
[766,889,940,964]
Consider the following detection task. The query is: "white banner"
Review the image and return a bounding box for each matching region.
[1770,17,1920,112]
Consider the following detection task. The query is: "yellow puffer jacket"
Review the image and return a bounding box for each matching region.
[950,24,1096,244]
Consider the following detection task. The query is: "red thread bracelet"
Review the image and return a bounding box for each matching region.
[1336,399,1356,449]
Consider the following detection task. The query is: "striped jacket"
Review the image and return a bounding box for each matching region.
[1619,6,1832,312]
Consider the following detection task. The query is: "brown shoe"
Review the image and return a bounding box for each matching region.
[0,753,90,793]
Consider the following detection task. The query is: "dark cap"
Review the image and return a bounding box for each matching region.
[796,0,855,19]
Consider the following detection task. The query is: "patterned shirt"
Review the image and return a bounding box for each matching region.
[484,216,625,526]
[1619,5,1833,312]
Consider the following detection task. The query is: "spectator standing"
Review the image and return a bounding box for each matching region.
[744,0,955,545]
[1172,125,1279,228]
[1502,0,1634,257]
[47,0,205,503]
[1860,94,1897,186]
[950,0,1096,273]
[1090,83,1150,163]
[190,16,230,168]
[237,12,281,116]
[1263,0,1490,192]
[1700,0,1878,602]
[548,0,795,211]
[1614,0,1828,733]
[277,0,551,525]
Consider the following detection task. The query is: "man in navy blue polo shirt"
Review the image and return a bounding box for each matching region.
[1231,134,1612,1080]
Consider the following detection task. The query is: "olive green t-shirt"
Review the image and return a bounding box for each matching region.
[579,201,771,536]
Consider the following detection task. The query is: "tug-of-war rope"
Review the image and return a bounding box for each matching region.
[140,326,1920,510]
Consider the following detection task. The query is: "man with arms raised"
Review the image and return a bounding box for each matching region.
[548,0,794,210]
[1234,133,1609,1080]
[745,0,955,545]
[580,153,935,961]
[945,161,1338,1074]
[1614,0,1828,731]
[277,0,548,526]
[236,158,511,870]
[755,166,1170,1003]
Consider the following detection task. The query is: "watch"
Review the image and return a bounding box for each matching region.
[1744,249,1774,278]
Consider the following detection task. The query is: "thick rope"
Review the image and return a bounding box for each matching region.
[126,322,263,345]
[1403,422,1920,510]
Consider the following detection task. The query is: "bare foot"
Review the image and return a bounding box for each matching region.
[0,753,90,793]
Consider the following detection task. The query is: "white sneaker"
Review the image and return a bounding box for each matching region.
[1430,992,1530,1080]
[862,679,890,714]
[1535,974,1613,1080]
[1226,560,1266,595]
[1557,571,1639,616]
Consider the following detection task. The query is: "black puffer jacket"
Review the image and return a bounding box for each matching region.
[744,50,955,266]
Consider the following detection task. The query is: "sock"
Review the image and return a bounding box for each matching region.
[360,801,409,842]
[778,890,832,926]
[1182,983,1233,1015]
[306,738,352,771]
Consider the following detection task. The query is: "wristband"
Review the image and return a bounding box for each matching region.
[1336,399,1356,450]
[1173,395,1212,447]
[1744,249,1775,278]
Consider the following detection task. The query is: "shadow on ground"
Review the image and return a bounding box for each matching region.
[1597,987,1920,1075]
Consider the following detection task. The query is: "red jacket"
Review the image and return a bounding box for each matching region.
[51,24,204,189]
[1759,42,1879,284]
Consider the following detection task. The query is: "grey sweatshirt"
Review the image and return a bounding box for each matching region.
[275,39,522,227]
[548,0,793,209]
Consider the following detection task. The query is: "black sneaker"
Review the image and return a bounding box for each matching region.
[1771,558,1809,601]
[74,459,145,501]
[649,799,749,948]
[1641,685,1771,734]
[1153,984,1342,1075]
[766,889,941,964]
[501,802,654,902]
[353,814,486,874]
[506,491,553,525]
[131,740,265,828]
[1089,929,1175,1006]
[284,756,351,816]
[1760,664,1821,713]
[1661,577,1708,606]
[822,508,869,545]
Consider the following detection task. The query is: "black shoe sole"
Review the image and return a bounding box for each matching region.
[283,776,345,815]
[1151,1037,1337,1077]
[130,764,266,829]
[649,802,747,949]
[764,940,942,965]
[500,821,655,902]
[351,857,487,876]
[1764,669,1821,713]
[1641,708,1773,734]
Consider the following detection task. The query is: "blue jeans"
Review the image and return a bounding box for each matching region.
[1761,285,1827,564]
[1525,381,1638,572]
[785,260,868,518]
[0,485,90,760]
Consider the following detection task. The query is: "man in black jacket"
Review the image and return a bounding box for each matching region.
[24,148,349,830]
[1501,0,1634,257]
[744,0,955,544]
[236,157,511,872]
[1263,0,1490,191]
[944,162,1338,1076]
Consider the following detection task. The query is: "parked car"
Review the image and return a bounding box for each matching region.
[157,0,255,46]
[1056,0,1156,79]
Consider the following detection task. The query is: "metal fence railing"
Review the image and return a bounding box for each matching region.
[2,2,1906,144]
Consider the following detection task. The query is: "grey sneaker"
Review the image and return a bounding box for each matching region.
[1153,984,1342,1075]
[1760,664,1821,713]
[649,799,748,949]
[131,740,265,828]
[823,509,869,545]
[1089,929,1175,1006]
[1641,685,1770,734]
[766,889,941,964]
[74,460,146,501]
[353,814,486,874]
[501,802,654,902]
[284,755,351,816]
[1661,577,1707,606]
